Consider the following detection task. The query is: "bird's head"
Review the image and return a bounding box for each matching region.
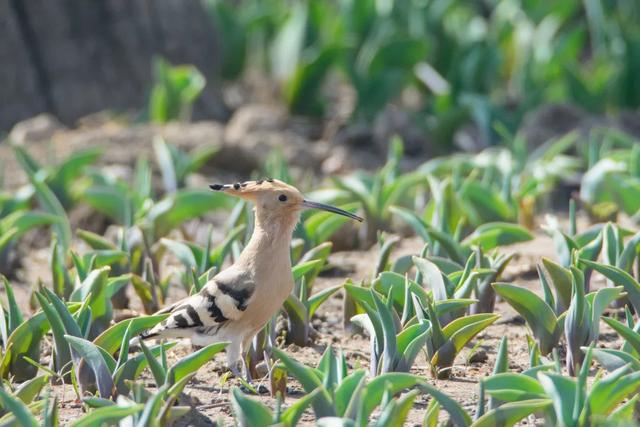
[209,179,363,224]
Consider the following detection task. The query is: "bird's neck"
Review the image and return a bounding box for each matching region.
[237,209,299,272]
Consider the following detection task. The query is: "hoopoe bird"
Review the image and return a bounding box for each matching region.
[138,179,362,379]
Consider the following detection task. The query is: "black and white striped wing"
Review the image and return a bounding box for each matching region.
[141,269,254,339]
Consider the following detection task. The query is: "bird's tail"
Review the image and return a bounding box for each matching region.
[128,303,178,348]
[128,328,159,349]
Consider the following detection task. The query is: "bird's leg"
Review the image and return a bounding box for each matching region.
[226,340,243,378]
[241,354,252,383]
[229,353,268,395]
[229,360,244,379]
[230,360,262,394]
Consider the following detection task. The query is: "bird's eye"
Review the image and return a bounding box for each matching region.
[278,194,287,202]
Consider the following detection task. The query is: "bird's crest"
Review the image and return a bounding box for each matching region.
[210,178,298,197]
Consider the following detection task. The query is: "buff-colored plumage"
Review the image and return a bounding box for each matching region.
[139,179,362,379]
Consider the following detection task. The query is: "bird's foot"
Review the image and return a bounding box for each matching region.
[239,382,269,395]
[230,363,268,395]
[229,363,243,379]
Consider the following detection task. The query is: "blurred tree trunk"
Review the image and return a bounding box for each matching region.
[0,0,227,131]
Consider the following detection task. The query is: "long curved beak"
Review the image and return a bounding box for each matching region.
[302,200,363,222]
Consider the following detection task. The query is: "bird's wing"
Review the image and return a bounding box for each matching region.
[141,267,254,340]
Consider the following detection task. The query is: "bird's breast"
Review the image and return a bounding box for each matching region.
[242,269,293,330]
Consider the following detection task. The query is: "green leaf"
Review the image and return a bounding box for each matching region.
[14,375,49,404]
[113,343,176,395]
[396,322,430,372]
[390,206,466,263]
[284,294,308,345]
[460,181,514,224]
[423,398,441,427]
[230,387,273,427]
[42,392,59,427]
[166,342,228,385]
[2,276,23,334]
[130,274,157,314]
[425,256,464,275]
[588,287,623,341]
[374,388,419,427]
[48,147,102,200]
[139,339,167,387]
[373,272,429,310]
[70,267,112,337]
[160,238,198,270]
[285,45,345,116]
[537,372,576,427]
[51,239,72,299]
[334,370,367,417]
[135,383,168,427]
[164,375,196,414]
[602,316,640,356]
[545,226,577,267]
[607,394,640,422]
[304,204,358,245]
[70,404,143,427]
[0,387,38,427]
[83,185,132,226]
[153,136,179,192]
[65,335,115,398]
[308,285,342,318]
[359,373,424,422]
[472,399,552,427]
[432,314,499,374]
[270,1,307,81]
[463,223,533,250]
[93,314,168,355]
[540,258,572,312]
[210,224,246,269]
[418,381,471,427]
[149,57,205,122]
[41,288,84,342]
[589,347,640,372]
[492,283,559,355]
[588,367,640,415]
[272,347,335,417]
[371,291,399,373]
[617,230,640,271]
[13,146,72,250]
[493,336,509,374]
[483,373,546,402]
[0,211,61,250]
[2,303,80,381]
[76,229,118,250]
[292,259,324,281]
[35,292,72,372]
[115,321,133,372]
[413,257,448,301]
[579,260,640,314]
[82,397,115,408]
[281,388,323,426]
[145,189,231,238]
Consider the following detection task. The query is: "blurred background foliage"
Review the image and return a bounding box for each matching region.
[150,0,640,147]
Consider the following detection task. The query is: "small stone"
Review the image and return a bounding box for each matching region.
[254,361,269,378]
[9,113,65,145]
[502,314,526,325]
[468,350,488,364]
